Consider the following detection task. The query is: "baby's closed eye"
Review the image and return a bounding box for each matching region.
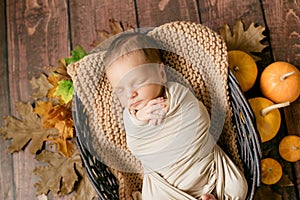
[113,87,124,94]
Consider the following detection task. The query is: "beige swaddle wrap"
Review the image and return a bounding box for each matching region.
[123,82,247,200]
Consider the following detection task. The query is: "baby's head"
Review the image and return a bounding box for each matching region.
[104,32,167,110]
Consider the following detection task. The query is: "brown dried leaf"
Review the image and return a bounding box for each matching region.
[44,59,69,81]
[72,166,98,200]
[54,58,70,80]
[30,74,54,99]
[47,137,74,158]
[276,173,294,187]
[0,102,58,154]
[33,150,82,196]
[91,19,134,47]
[109,19,125,35]
[158,0,170,11]
[220,19,267,61]
[254,185,282,200]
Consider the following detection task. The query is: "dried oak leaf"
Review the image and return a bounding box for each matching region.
[92,19,134,47]
[254,185,282,200]
[220,19,267,61]
[0,102,58,154]
[53,58,70,80]
[30,73,54,99]
[72,163,98,200]
[276,173,294,187]
[33,150,82,196]
[47,137,74,158]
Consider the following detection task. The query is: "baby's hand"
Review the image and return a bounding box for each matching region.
[199,194,217,200]
[136,97,169,126]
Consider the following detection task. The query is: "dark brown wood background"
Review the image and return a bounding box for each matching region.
[0,0,299,199]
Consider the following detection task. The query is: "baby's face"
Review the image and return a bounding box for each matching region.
[106,53,165,110]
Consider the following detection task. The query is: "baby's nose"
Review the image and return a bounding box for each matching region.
[126,89,137,99]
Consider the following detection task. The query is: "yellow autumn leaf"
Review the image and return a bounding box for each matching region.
[43,105,73,130]
[54,121,74,140]
[47,74,60,99]
[34,101,53,118]
[220,19,267,61]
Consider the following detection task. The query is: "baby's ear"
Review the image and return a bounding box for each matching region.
[159,62,167,83]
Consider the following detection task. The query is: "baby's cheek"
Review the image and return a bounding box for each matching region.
[117,94,131,108]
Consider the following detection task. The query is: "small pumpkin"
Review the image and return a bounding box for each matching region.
[261,158,283,185]
[260,61,300,103]
[228,50,258,92]
[279,135,300,162]
[248,97,289,142]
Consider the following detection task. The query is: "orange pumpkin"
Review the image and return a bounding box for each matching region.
[228,50,258,92]
[248,97,289,142]
[261,158,283,185]
[260,61,300,103]
[279,135,300,162]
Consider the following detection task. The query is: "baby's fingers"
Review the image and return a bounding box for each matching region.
[149,119,158,126]
[151,108,167,116]
[156,118,163,125]
[147,97,165,106]
[147,104,165,114]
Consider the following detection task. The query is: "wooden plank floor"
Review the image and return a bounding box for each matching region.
[0,0,299,199]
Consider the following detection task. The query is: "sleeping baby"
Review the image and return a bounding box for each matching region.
[104,32,248,200]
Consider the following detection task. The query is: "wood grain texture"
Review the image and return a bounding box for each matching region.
[0,142,15,200]
[262,0,300,64]
[0,0,299,199]
[4,0,70,199]
[7,0,70,109]
[198,0,272,83]
[0,0,9,122]
[198,0,273,100]
[136,0,200,28]
[262,0,300,197]
[0,0,15,200]
[284,98,300,196]
[199,0,265,30]
[69,0,137,52]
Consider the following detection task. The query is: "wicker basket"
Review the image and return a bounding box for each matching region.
[69,21,261,200]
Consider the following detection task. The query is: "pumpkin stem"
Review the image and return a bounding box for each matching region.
[280,71,295,81]
[261,101,290,116]
[292,146,298,151]
[233,66,239,71]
